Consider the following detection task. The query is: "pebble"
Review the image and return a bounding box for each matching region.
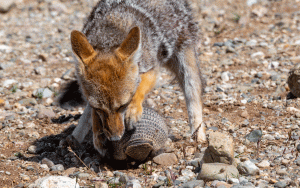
[3,79,17,88]
[181,180,205,188]
[77,173,90,179]
[50,164,64,172]
[257,160,270,168]
[42,158,55,168]
[20,174,30,181]
[197,163,239,181]
[274,181,287,188]
[33,176,79,188]
[153,153,178,166]
[28,145,37,154]
[0,0,15,13]
[237,160,259,175]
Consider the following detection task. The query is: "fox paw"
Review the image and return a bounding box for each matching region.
[192,122,207,143]
[125,102,143,130]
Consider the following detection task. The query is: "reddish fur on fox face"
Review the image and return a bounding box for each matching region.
[71,28,140,140]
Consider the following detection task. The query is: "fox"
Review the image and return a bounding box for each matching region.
[59,0,206,157]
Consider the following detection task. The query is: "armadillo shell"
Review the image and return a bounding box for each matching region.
[112,108,168,161]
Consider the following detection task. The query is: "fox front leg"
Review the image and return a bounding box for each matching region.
[125,68,158,129]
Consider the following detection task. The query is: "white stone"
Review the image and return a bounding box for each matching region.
[3,79,17,88]
[268,61,279,69]
[34,176,79,188]
[221,72,230,82]
[251,51,265,59]
[0,45,12,52]
[247,0,257,6]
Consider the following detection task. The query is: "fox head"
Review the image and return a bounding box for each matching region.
[70,27,141,141]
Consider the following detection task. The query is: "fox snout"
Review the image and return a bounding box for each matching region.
[102,112,125,141]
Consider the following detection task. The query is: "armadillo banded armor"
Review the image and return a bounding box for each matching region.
[111,108,168,161]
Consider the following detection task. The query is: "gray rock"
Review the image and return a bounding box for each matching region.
[274,181,287,188]
[41,158,55,168]
[50,164,64,172]
[181,180,205,188]
[197,163,239,181]
[34,176,79,188]
[245,130,262,142]
[203,132,234,164]
[153,153,178,166]
[237,160,259,175]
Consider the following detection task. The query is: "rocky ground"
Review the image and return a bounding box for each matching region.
[1,0,300,187]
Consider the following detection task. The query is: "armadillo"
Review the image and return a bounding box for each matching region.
[108,107,168,161]
[67,107,168,161]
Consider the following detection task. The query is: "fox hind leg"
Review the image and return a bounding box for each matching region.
[167,46,206,142]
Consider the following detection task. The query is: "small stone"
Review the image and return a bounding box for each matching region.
[63,167,76,176]
[33,88,54,99]
[0,0,15,13]
[277,169,288,176]
[240,111,249,118]
[126,179,141,188]
[221,72,230,82]
[237,160,259,175]
[274,181,287,188]
[37,107,55,119]
[257,160,270,168]
[34,176,79,188]
[245,130,262,142]
[34,66,46,76]
[28,145,37,154]
[228,178,239,184]
[3,79,17,88]
[18,98,37,106]
[20,174,30,181]
[42,158,55,168]
[153,153,178,166]
[181,180,205,188]
[77,173,90,179]
[203,131,234,164]
[50,164,64,172]
[197,163,239,181]
[215,181,232,188]
[251,51,265,59]
[95,182,109,188]
[40,164,50,171]
[268,61,279,69]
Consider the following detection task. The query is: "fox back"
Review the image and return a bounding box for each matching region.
[82,0,200,73]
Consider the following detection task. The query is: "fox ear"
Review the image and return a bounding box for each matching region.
[71,30,96,64]
[117,27,141,60]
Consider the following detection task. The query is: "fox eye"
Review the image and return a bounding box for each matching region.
[118,102,130,112]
